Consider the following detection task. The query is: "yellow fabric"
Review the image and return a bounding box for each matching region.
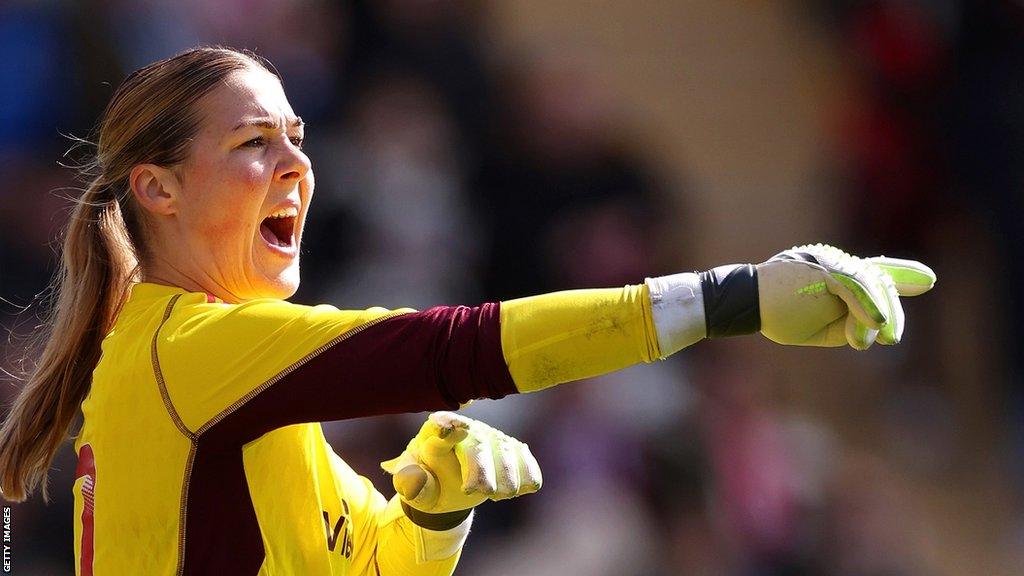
[74,282,458,575]
[155,291,408,432]
[500,285,661,393]
[73,281,662,573]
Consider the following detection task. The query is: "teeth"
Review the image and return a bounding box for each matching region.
[268,207,298,219]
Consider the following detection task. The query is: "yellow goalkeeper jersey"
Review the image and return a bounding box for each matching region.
[73,283,519,575]
[72,281,660,575]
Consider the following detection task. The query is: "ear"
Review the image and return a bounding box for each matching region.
[129,164,179,216]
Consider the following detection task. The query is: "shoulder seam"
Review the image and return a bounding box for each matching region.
[151,294,196,440]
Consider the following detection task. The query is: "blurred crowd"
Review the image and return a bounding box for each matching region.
[2,1,1023,574]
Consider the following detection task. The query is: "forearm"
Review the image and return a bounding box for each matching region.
[374,496,473,576]
[498,245,935,386]
[500,284,664,393]
[499,269,761,393]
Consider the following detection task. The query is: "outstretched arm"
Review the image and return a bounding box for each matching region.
[500,244,936,393]
[160,244,934,439]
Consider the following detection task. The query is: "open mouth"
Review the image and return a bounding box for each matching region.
[260,212,297,249]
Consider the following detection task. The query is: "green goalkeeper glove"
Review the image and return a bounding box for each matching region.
[647,243,936,353]
[381,412,542,517]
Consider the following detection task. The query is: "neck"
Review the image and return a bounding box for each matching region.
[140,256,243,304]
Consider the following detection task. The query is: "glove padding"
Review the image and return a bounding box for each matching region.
[380,412,542,514]
[756,244,935,349]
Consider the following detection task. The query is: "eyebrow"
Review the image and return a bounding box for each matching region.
[232,116,304,131]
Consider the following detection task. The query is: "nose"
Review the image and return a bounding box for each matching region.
[275,144,311,183]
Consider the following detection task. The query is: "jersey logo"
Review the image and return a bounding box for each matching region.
[323,499,353,558]
[76,444,96,576]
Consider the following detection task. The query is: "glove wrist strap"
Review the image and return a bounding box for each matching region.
[645,272,706,357]
[700,264,761,337]
[401,501,474,531]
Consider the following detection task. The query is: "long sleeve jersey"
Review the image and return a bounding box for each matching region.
[73,282,662,575]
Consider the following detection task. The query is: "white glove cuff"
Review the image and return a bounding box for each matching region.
[384,496,474,563]
[645,272,706,357]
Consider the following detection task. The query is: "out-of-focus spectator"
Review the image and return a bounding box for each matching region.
[0,156,69,308]
[822,452,930,576]
[343,0,493,154]
[947,1,1024,508]
[696,350,837,576]
[827,0,955,256]
[101,0,346,123]
[298,68,483,310]
[821,0,1024,560]
[476,54,677,299]
[0,3,77,155]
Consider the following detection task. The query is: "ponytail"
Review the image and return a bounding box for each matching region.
[0,179,139,501]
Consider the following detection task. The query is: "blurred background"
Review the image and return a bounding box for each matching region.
[1,0,1022,574]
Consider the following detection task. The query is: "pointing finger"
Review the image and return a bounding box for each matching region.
[866,257,936,297]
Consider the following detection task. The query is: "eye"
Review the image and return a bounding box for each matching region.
[290,136,305,149]
[241,136,266,148]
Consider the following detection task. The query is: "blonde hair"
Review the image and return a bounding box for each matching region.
[0,46,275,501]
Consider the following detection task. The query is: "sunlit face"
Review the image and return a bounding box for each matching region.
[166,66,313,301]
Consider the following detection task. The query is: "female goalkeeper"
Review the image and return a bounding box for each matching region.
[0,47,933,575]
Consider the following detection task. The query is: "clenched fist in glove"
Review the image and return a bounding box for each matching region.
[381,412,542,520]
[647,244,936,354]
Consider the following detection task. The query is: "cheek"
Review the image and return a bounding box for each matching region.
[186,161,266,241]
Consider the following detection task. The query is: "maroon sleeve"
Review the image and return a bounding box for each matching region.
[200,303,517,450]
